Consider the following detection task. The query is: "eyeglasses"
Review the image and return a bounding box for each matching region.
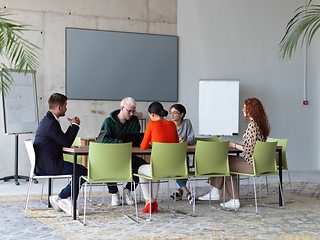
[123,106,136,115]
[169,111,180,115]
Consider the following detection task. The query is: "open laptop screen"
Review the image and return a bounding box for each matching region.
[121,132,144,147]
[95,130,106,143]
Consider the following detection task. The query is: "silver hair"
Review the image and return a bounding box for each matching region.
[120,97,136,107]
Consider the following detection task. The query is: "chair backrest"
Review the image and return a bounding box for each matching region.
[87,142,132,183]
[150,142,188,180]
[253,141,278,176]
[267,137,288,170]
[194,141,230,177]
[63,137,82,165]
[73,136,82,146]
[195,136,222,143]
[25,139,36,178]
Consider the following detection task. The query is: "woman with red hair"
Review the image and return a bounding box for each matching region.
[199,97,270,209]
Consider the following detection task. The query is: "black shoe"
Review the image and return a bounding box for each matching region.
[186,192,196,205]
[170,188,183,201]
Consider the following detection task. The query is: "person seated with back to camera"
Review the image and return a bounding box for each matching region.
[169,103,195,204]
[198,97,271,209]
[100,97,146,206]
[138,102,179,214]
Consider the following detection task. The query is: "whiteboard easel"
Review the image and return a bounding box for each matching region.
[1,70,38,185]
[2,70,38,134]
[199,79,239,136]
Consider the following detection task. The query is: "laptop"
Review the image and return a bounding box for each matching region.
[95,130,107,143]
[121,132,144,147]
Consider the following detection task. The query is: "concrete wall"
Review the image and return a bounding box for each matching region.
[0,0,319,179]
[178,0,320,170]
[0,0,177,178]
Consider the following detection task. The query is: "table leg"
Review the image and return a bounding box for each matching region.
[48,178,52,207]
[73,153,77,220]
[278,149,283,206]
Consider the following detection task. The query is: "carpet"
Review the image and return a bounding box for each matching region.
[23,182,320,239]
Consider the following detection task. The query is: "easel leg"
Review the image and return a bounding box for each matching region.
[0,134,29,185]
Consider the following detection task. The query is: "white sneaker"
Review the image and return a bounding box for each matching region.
[58,199,72,215]
[49,195,62,212]
[198,187,220,201]
[220,199,240,209]
[111,192,121,206]
[123,188,134,205]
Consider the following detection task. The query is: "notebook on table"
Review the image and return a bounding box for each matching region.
[121,132,144,147]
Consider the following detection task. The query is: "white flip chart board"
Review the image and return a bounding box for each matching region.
[2,70,38,134]
[199,80,239,136]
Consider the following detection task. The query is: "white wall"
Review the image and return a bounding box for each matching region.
[178,0,320,170]
[0,0,177,178]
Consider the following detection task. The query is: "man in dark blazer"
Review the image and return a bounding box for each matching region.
[33,93,87,215]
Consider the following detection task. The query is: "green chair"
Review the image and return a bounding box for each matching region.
[192,137,222,170]
[190,141,236,214]
[63,137,82,165]
[231,141,283,214]
[192,137,223,190]
[266,138,293,202]
[80,142,134,225]
[134,141,188,220]
[195,136,222,143]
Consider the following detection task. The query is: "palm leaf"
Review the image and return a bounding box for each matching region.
[279,3,320,60]
[0,10,41,94]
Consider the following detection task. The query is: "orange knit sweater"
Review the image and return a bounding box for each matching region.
[140,119,179,149]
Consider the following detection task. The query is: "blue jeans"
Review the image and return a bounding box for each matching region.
[176,157,190,188]
[58,161,87,199]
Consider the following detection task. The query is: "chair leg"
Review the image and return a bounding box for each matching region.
[287,170,294,202]
[209,178,212,208]
[83,182,87,225]
[173,181,180,213]
[265,176,269,197]
[149,180,152,220]
[236,175,240,193]
[40,179,45,202]
[259,177,262,203]
[25,177,33,217]
[247,177,250,200]
[133,181,139,222]
[77,176,82,218]
[221,177,226,209]
[167,181,169,210]
[102,183,106,204]
[121,184,124,210]
[230,175,237,213]
[88,183,92,204]
[139,183,142,204]
[160,181,164,202]
[195,177,199,199]
[70,176,73,202]
[189,177,196,216]
[253,177,258,214]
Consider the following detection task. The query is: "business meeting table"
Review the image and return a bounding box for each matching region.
[63,145,283,220]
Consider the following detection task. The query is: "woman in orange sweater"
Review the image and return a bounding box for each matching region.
[139,102,179,213]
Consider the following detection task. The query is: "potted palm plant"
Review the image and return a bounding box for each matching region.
[0,9,40,93]
[279,0,319,60]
